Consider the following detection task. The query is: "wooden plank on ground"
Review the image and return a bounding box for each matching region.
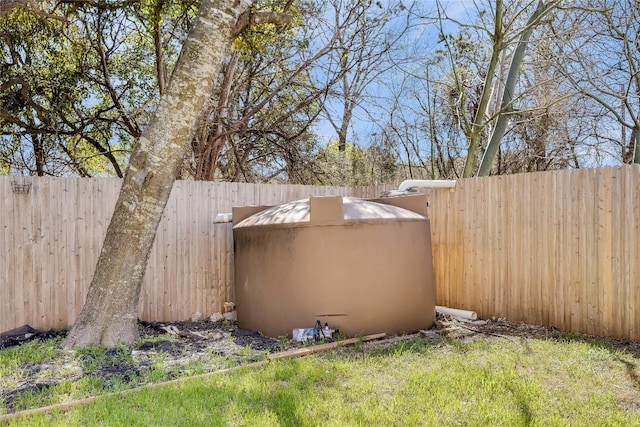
[268,333,387,360]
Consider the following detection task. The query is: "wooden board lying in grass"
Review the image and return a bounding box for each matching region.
[268,333,386,360]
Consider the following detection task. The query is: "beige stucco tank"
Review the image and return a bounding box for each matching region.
[232,194,436,338]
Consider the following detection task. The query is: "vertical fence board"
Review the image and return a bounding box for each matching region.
[631,165,640,340]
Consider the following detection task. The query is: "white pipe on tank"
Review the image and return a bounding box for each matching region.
[435,305,478,321]
[398,180,456,191]
[214,213,233,223]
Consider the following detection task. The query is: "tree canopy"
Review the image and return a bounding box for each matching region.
[2,0,638,182]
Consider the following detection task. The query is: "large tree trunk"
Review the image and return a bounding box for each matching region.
[63,0,252,348]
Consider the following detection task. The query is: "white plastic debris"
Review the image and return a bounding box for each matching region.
[292,328,317,342]
[292,322,335,342]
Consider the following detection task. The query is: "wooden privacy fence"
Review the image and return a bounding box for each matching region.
[421,165,640,341]
[2,166,640,341]
[0,177,389,333]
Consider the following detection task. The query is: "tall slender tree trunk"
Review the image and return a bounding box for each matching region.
[337,104,352,152]
[196,51,240,180]
[626,127,640,164]
[477,0,559,177]
[634,128,640,164]
[153,11,167,96]
[32,133,45,176]
[462,0,503,178]
[63,0,253,347]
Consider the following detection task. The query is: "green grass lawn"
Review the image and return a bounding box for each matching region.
[5,336,640,426]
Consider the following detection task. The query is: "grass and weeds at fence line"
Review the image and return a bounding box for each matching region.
[3,333,640,426]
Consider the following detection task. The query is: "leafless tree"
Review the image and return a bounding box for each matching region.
[554,0,640,165]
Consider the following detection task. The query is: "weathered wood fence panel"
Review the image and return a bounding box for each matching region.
[0,178,389,332]
[3,167,639,341]
[420,165,640,341]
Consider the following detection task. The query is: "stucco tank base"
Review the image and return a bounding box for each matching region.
[232,195,436,338]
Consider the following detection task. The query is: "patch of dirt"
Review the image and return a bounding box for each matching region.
[0,325,66,349]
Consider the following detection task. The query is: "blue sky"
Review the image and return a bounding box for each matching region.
[312,0,474,146]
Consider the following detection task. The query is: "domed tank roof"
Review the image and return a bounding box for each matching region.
[234,196,426,229]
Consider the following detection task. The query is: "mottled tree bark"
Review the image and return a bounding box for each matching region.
[63,0,253,347]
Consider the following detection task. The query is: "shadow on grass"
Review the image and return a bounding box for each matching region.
[615,357,640,387]
[549,330,639,356]
[69,359,326,427]
[547,331,640,388]
[505,382,534,425]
